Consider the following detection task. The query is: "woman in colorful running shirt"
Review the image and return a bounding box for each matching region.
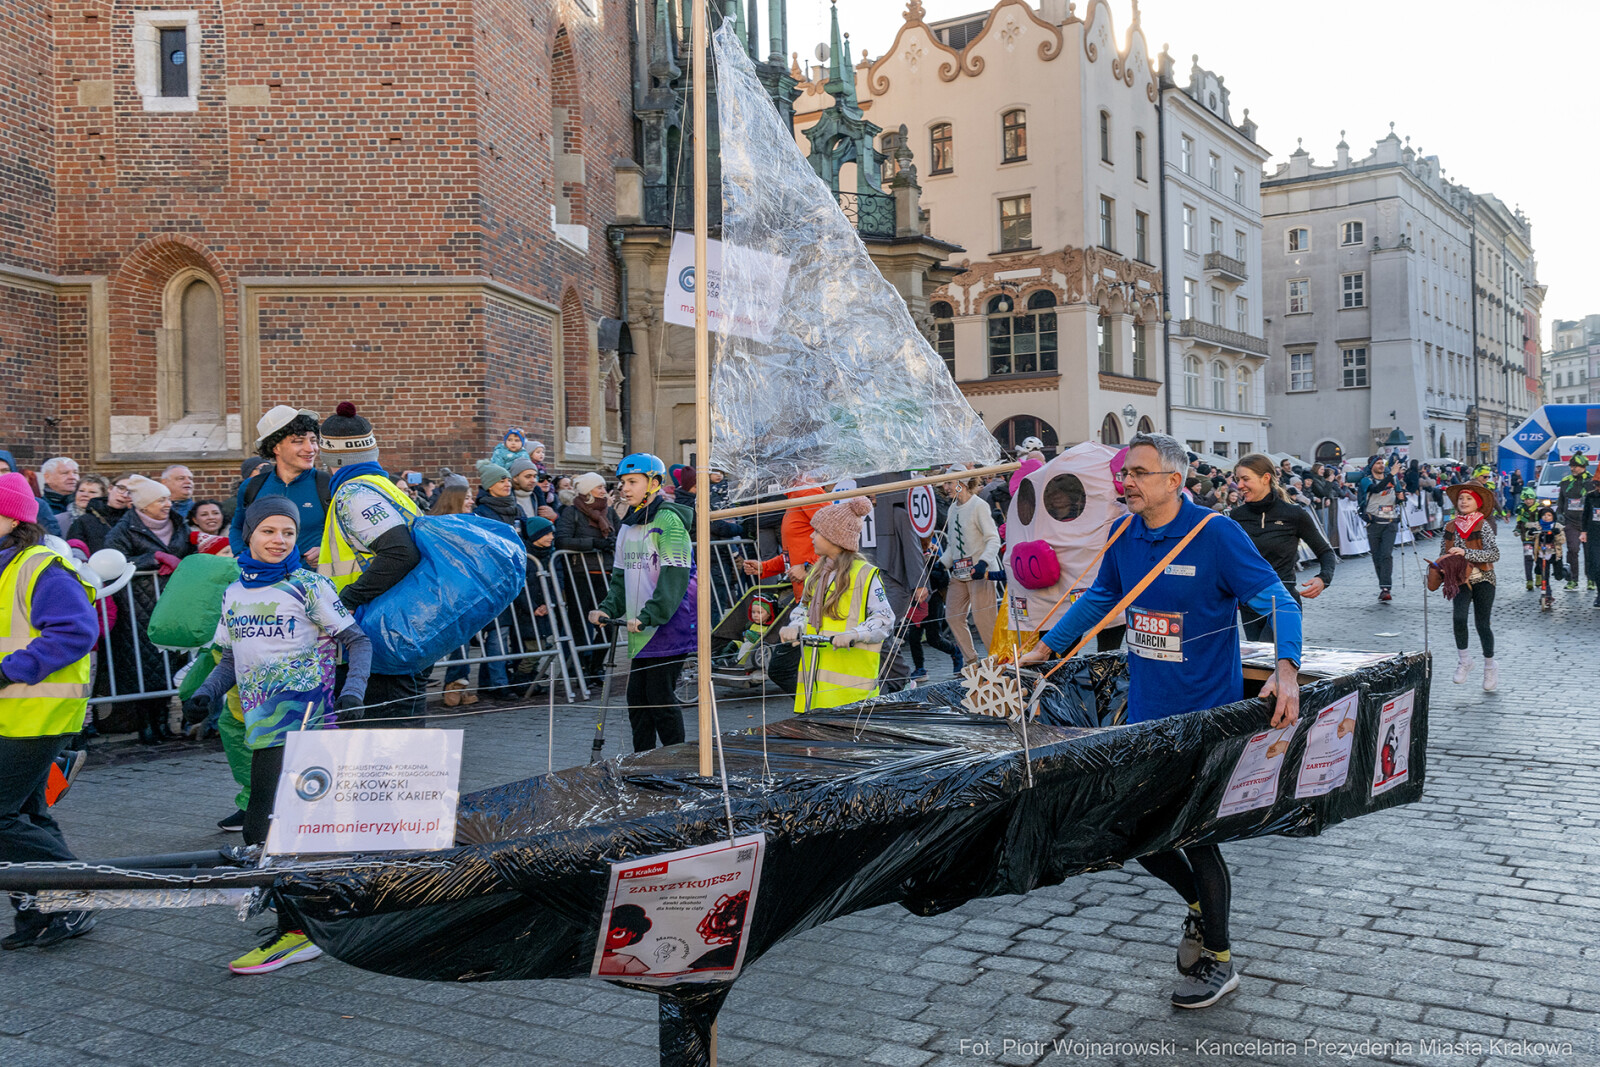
[183,497,372,977]
[589,453,696,752]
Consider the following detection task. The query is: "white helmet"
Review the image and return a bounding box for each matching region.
[1018,436,1045,454]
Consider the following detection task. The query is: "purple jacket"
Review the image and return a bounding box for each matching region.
[0,544,99,686]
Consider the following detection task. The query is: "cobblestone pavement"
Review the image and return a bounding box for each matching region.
[1,542,1597,1067]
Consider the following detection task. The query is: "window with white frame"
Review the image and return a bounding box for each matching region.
[1097,312,1113,372]
[1210,286,1223,325]
[1183,278,1198,320]
[1208,218,1222,254]
[1135,131,1146,180]
[1235,366,1253,412]
[1288,278,1309,314]
[1184,355,1202,406]
[1289,351,1315,391]
[1135,211,1149,261]
[1232,167,1245,203]
[1132,323,1148,377]
[1099,195,1115,249]
[1341,346,1368,388]
[1287,227,1309,252]
[1208,152,1221,191]
[1182,206,1196,252]
[1209,361,1227,410]
[1181,135,1194,175]
[1235,295,1248,333]
[1234,229,1246,262]
[1098,110,1111,164]
[134,11,200,112]
[1341,220,1364,246]
[1341,272,1366,309]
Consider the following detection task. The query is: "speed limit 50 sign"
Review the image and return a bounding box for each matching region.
[907,484,937,537]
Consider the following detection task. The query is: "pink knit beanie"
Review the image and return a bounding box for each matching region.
[810,496,873,552]
[0,472,39,524]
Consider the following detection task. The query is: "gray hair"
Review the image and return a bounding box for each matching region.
[41,457,78,477]
[160,464,193,478]
[1127,432,1188,475]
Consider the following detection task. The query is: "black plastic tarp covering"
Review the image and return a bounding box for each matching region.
[277,649,1428,1040]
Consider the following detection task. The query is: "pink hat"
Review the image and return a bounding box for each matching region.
[810,496,873,552]
[0,472,40,524]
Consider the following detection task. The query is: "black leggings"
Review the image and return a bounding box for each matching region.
[1137,845,1231,953]
[626,653,688,752]
[243,744,286,847]
[1451,580,1495,657]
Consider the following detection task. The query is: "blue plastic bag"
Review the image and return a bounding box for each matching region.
[360,514,527,675]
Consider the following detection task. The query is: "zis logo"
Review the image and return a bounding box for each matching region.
[295,767,332,802]
[678,265,696,294]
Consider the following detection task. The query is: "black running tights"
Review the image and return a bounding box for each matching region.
[1451,580,1495,657]
[626,654,688,752]
[1137,845,1231,953]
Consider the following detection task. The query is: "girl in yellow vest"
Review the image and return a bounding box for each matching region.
[0,472,100,949]
[778,497,894,712]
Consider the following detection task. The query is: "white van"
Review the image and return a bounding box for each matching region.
[1533,434,1598,507]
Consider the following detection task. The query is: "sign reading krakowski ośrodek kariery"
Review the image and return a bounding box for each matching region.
[266,729,463,855]
[663,232,790,343]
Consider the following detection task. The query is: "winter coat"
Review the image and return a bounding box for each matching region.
[103,509,196,709]
[67,498,131,556]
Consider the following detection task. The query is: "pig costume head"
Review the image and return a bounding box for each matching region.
[1001,442,1129,631]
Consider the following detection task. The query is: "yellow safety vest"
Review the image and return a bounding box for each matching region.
[318,474,422,593]
[0,546,97,738]
[794,557,882,714]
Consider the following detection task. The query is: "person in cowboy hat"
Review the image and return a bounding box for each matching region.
[1440,479,1501,691]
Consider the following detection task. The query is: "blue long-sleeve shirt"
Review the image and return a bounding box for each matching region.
[1040,499,1301,723]
[0,545,99,687]
[228,466,327,556]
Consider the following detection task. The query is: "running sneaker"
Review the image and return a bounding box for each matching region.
[1171,953,1239,1009]
[45,749,88,806]
[1177,911,1204,975]
[1453,655,1476,684]
[1525,580,1535,591]
[1378,588,1392,602]
[30,911,95,948]
[1567,580,1579,590]
[908,667,928,680]
[1,925,46,950]
[229,930,323,974]
[217,810,246,833]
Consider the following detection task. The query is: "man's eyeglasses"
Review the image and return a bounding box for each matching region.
[1123,469,1181,480]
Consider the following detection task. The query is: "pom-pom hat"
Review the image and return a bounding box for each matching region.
[810,495,874,553]
[0,472,40,525]
[320,402,379,467]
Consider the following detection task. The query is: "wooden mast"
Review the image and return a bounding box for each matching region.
[691,0,713,780]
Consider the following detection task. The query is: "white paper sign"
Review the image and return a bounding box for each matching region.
[1370,689,1415,796]
[592,833,765,986]
[1217,724,1295,818]
[663,233,791,342]
[266,729,463,855]
[1294,692,1360,799]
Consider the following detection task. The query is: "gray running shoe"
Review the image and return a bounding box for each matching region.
[1177,911,1204,975]
[1171,953,1238,1009]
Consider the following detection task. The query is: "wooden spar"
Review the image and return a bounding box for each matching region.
[707,462,1023,520]
[691,0,712,780]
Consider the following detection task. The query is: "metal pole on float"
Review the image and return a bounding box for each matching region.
[691,0,713,784]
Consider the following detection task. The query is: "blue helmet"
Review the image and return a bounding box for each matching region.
[616,452,667,480]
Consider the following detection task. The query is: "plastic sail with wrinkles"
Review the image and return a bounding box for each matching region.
[708,24,999,502]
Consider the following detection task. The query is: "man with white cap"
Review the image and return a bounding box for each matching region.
[227,405,328,563]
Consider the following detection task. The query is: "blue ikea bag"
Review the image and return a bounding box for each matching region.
[359,514,527,675]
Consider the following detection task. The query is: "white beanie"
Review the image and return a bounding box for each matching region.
[574,472,606,496]
[125,474,171,511]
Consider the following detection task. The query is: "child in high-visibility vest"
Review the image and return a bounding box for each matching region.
[779,497,894,712]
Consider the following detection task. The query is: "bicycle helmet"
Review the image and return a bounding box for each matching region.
[616,453,667,480]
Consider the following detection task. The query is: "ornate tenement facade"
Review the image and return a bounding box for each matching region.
[792,0,1166,454]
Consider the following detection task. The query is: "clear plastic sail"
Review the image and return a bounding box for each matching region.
[708,23,999,502]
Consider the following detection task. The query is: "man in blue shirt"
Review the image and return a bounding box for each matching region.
[228,406,328,564]
[1020,432,1301,1010]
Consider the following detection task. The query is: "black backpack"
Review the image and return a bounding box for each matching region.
[242,468,333,509]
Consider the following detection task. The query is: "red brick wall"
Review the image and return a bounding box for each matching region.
[0,286,61,464]
[0,0,55,274]
[483,298,557,451]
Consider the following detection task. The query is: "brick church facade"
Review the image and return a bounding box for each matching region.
[0,0,632,489]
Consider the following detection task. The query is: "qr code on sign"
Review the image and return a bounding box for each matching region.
[736,847,754,863]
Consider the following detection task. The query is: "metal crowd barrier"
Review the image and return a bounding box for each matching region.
[83,540,763,714]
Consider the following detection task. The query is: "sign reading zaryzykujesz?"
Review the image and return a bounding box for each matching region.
[663,232,790,343]
[266,729,463,855]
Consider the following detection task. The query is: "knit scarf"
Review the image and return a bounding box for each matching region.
[237,548,301,588]
[577,493,613,537]
[330,461,387,494]
[476,490,521,525]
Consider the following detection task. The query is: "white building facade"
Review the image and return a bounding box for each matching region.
[1158,52,1271,461]
[1261,130,1476,465]
[793,0,1165,453]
